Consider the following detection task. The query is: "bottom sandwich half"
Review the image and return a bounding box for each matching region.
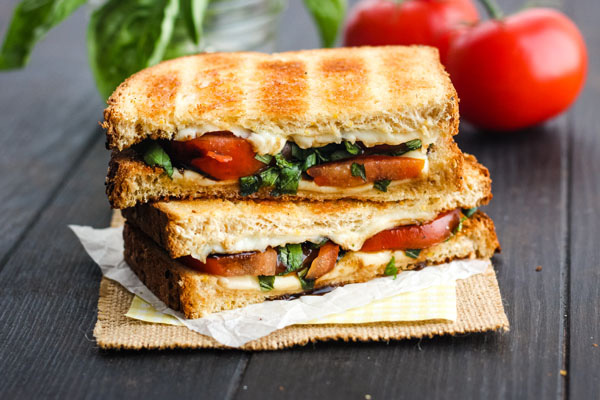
[123,211,499,319]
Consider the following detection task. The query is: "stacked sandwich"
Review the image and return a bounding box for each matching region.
[103,46,500,319]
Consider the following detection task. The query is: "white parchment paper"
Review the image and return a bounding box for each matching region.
[71,225,490,347]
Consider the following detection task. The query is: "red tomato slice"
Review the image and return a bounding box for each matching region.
[169,132,265,180]
[306,155,425,187]
[180,248,277,276]
[305,242,340,280]
[360,209,462,252]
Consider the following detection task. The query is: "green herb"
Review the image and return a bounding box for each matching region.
[87,0,180,99]
[290,143,305,160]
[454,216,468,234]
[274,154,294,169]
[255,154,273,165]
[405,249,421,259]
[373,179,391,192]
[302,152,317,171]
[384,256,398,279]
[392,139,422,156]
[273,164,301,195]
[258,275,275,292]
[462,207,478,218]
[303,0,347,48]
[259,167,279,187]
[278,244,304,274]
[329,149,351,161]
[239,175,260,196]
[351,162,366,181]
[297,267,315,291]
[344,141,360,155]
[0,0,87,70]
[142,142,173,177]
[180,0,209,46]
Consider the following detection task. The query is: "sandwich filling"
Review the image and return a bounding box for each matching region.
[176,207,477,292]
[136,131,429,196]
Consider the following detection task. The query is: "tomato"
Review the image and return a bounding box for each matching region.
[306,156,425,187]
[360,209,461,252]
[168,132,265,180]
[344,0,479,57]
[306,242,340,280]
[446,8,587,131]
[180,248,277,276]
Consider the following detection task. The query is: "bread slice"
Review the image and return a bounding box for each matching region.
[121,155,491,261]
[123,212,499,318]
[107,134,465,208]
[103,46,458,153]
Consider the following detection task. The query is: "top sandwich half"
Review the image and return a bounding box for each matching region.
[103,46,462,208]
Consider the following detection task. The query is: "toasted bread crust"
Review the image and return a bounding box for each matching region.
[106,135,469,208]
[123,212,499,318]
[103,46,458,152]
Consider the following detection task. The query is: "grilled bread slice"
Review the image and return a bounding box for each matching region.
[123,212,499,318]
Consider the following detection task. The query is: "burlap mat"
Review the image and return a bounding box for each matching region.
[93,211,509,350]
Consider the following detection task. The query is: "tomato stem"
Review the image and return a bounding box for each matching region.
[478,0,504,19]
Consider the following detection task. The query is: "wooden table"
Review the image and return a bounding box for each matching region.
[0,0,598,398]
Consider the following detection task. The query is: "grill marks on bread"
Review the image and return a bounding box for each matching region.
[140,70,180,124]
[319,56,370,114]
[258,60,308,117]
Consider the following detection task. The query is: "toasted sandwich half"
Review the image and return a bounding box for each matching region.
[104,46,463,208]
[121,157,497,318]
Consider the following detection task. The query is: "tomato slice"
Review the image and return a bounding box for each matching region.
[306,155,425,187]
[305,242,340,280]
[169,132,265,180]
[180,248,277,276]
[360,209,462,252]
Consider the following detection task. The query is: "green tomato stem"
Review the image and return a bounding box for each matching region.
[478,0,504,19]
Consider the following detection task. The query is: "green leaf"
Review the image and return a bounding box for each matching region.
[454,216,468,234]
[239,175,260,196]
[462,207,478,218]
[259,167,279,187]
[344,141,360,155]
[274,165,301,195]
[384,256,398,280]
[0,0,87,69]
[297,267,315,291]
[285,244,303,273]
[143,142,173,177]
[405,249,421,259]
[302,152,317,171]
[373,179,391,192]
[258,275,275,292]
[290,143,305,161]
[274,154,295,169]
[180,0,208,45]
[303,0,346,48]
[351,162,366,181]
[329,149,351,161]
[255,153,273,165]
[87,0,180,99]
[392,139,422,156]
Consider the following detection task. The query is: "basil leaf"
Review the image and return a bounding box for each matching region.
[373,179,391,192]
[351,162,366,181]
[277,246,289,267]
[255,154,273,164]
[297,267,315,291]
[0,0,87,69]
[405,249,421,259]
[258,275,275,292]
[344,141,360,155]
[314,148,329,163]
[454,216,468,234]
[180,0,208,45]
[462,207,478,218]
[274,165,301,195]
[259,167,279,187]
[87,0,180,99]
[384,256,398,280]
[274,154,295,169]
[143,142,173,177]
[303,0,346,48]
[285,244,303,273]
[239,175,260,196]
[392,139,422,156]
[302,152,317,171]
[290,143,305,161]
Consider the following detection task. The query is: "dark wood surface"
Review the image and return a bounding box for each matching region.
[0,0,598,398]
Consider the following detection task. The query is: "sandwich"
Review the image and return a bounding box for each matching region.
[103,46,463,208]
[121,155,499,318]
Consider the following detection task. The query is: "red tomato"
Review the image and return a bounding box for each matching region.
[306,156,425,187]
[344,0,479,57]
[180,248,278,276]
[446,8,587,131]
[169,132,265,180]
[306,242,340,280]
[360,209,461,252]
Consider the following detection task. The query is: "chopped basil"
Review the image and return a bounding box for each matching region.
[273,164,301,195]
[384,256,398,279]
[142,142,173,178]
[259,167,279,187]
[392,139,422,156]
[462,207,478,218]
[278,243,303,274]
[405,249,421,259]
[351,162,367,181]
[302,151,317,171]
[255,154,273,164]
[373,179,391,192]
[297,267,315,290]
[344,141,361,155]
[290,142,305,160]
[239,175,260,196]
[329,149,352,161]
[454,216,468,234]
[258,275,275,292]
[274,154,295,169]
